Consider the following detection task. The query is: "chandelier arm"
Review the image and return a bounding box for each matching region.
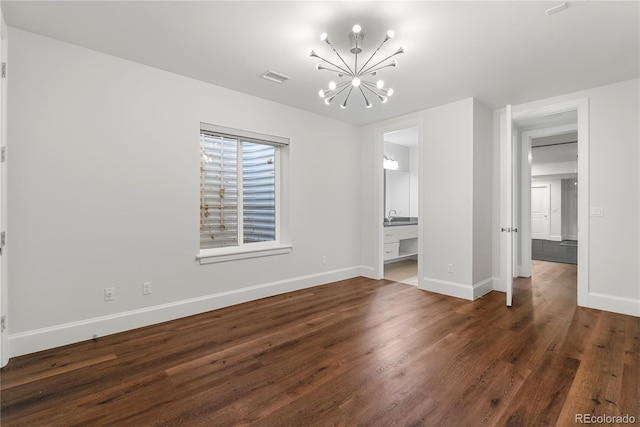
[360,49,403,76]
[316,55,352,76]
[356,38,388,75]
[332,83,352,98]
[318,64,348,75]
[362,81,392,96]
[361,82,383,96]
[325,81,351,96]
[341,86,354,108]
[325,40,356,75]
[360,61,397,77]
[358,86,372,108]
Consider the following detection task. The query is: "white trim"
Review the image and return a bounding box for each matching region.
[419,277,493,301]
[519,123,578,278]
[8,266,362,358]
[200,122,289,147]
[491,276,504,292]
[511,97,589,309]
[0,11,7,368]
[374,119,423,283]
[359,265,376,279]
[419,277,474,300]
[197,243,292,264]
[587,292,640,318]
[473,278,494,299]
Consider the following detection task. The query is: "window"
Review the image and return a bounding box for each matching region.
[197,123,291,263]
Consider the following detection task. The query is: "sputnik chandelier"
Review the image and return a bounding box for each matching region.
[309,24,404,109]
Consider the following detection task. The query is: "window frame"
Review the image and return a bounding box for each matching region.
[197,123,291,264]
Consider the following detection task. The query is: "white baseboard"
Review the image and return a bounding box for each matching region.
[8,266,363,358]
[492,276,505,292]
[473,278,494,300]
[585,292,640,317]
[549,235,562,242]
[419,277,474,300]
[359,265,377,279]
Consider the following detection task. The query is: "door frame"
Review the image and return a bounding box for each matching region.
[1,10,8,367]
[519,122,578,277]
[504,98,589,308]
[374,119,423,283]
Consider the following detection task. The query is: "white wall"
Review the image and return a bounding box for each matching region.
[7,28,363,356]
[532,161,577,177]
[361,98,494,300]
[472,99,493,287]
[409,146,419,217]
[492,78,640,316]
[561,178,578,240]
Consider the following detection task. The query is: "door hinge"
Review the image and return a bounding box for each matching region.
[1,146,5,162]
[1,316,5,333]
[1,62,6,78]
[0,231,5,253]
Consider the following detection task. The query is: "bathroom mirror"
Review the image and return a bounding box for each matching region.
[385,169,410,218]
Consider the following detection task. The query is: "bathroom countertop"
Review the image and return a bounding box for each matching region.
[383,217,418,227]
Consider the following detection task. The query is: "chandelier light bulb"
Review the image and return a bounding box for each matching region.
[308,49,317,57]
[320,32,328,42]
[352,77,361,87]
[352,24,362,33]
[381,96,388,104]
[341,101,347,109]
[328,81,337,90]
[386,30,395,39]
[376,80,384,89]
[319,89,325,98]
[387,88,394,96]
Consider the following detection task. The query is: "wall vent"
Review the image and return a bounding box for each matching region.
[261,70,291,84]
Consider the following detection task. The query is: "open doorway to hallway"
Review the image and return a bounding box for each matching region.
[514,111,579,302]
[382,127,419,285]
[530,131,578,265]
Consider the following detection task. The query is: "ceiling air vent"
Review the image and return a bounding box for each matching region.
[261,70,291,84]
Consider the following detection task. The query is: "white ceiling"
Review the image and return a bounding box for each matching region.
[2,1,638,126]
[531,131,577,147]
[384,127,419,147]
[532,141,577,164]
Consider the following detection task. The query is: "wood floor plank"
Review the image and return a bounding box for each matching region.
[1,261,638,426]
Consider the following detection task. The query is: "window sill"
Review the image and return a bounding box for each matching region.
[196,243,293,265]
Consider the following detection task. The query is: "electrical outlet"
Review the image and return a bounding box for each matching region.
[447,264,454,273]
[143,282,152,295]
[322,256,327,265]
[104,287,115,301]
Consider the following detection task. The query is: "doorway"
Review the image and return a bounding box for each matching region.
[381,126,419,285]
[501,99,589,308]
[517,112,578,275]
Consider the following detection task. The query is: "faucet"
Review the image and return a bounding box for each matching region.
[387,209,397,222]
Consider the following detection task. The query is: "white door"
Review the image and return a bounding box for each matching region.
[500,105,515,307]
[531,184,550,240]
[0,11,7,367]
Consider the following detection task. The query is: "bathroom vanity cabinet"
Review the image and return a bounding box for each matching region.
[383,224,418,261]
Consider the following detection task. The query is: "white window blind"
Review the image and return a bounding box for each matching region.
[199,124,287,252]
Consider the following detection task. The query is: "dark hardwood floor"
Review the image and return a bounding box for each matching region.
[1,261,638,426]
